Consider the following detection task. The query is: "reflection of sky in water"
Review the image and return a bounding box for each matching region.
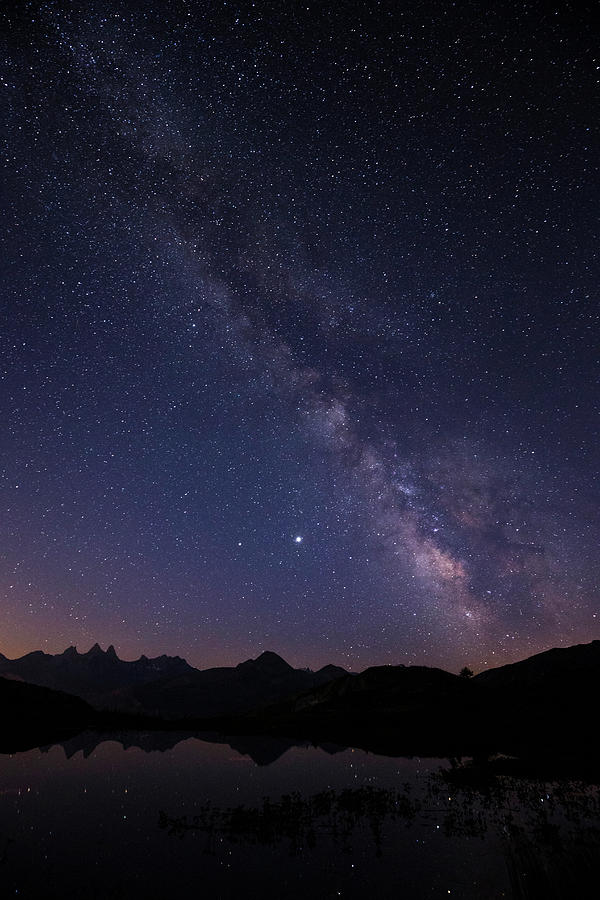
[0,737,598,898]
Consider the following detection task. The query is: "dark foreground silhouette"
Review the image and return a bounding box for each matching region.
[2,638,600,775]
[231,641,600,769]
[0,676,94,752]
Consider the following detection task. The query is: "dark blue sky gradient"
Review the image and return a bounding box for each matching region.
[1,0,598,671]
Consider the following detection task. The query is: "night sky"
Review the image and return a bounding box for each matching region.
[1,1,598,672]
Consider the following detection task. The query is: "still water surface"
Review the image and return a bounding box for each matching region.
[0,733,598,899]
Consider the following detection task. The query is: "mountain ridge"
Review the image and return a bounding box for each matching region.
[2,638,600,763]
[0,643,194,697]
[0,643,348,718]
[473,638,600,688]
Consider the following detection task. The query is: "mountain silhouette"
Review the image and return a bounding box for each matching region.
[291,663,468,712]
[237,640,600,760]
[0,645,347,718]
[233,663,479,757]
[0,643,193,708]
[468,638,600,756]
[3,639,600,766]
[125,651,347,718]
[473,638,600,690]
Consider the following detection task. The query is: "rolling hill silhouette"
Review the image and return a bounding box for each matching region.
[0,676,95,752]
[473,638,600,690]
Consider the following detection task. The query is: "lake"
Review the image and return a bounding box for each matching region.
[1,732,598,898]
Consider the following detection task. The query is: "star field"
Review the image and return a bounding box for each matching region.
[1,0,598,671]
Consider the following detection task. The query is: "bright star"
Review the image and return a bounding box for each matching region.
[294,535,303,544]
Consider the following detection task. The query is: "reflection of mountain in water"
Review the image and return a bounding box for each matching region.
[41,730,345,767]
[41,730,194,759]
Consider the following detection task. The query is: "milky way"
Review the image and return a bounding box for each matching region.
[1,1,598,670]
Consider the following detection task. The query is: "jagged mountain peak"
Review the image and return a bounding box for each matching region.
[80,643,121,662]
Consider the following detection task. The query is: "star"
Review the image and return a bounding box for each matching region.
[0,1,594,674]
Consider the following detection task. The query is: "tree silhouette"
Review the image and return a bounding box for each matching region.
[459,667,474,678]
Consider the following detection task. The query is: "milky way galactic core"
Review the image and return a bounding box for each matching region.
[1,1,598,671]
